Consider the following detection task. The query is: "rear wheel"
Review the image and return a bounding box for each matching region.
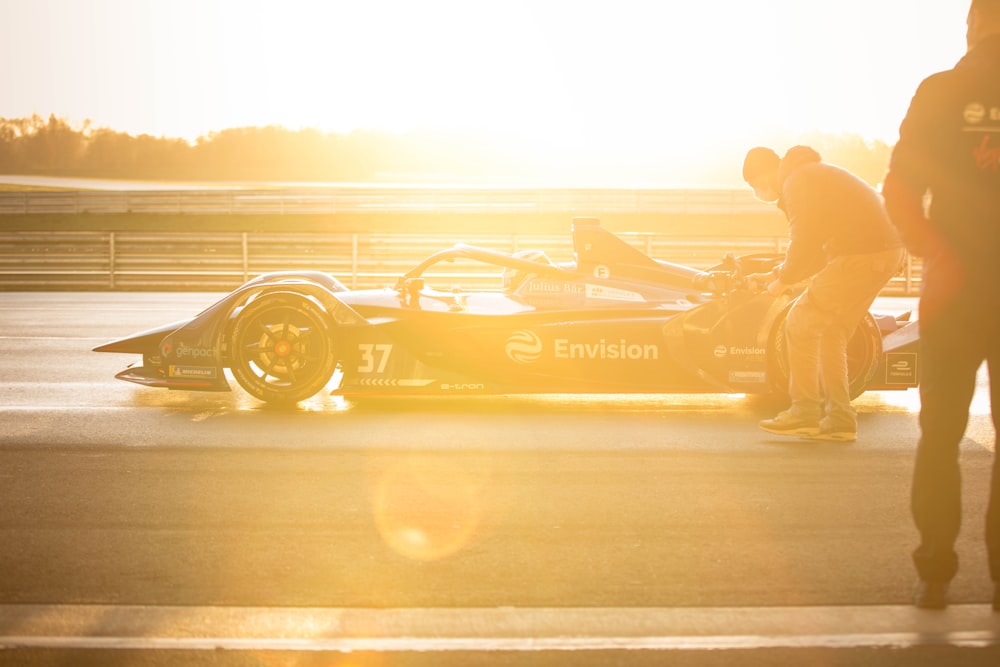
[768,306,882,401]
[229,293,337,404]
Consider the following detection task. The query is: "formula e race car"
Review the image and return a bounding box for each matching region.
[94,217,919,404]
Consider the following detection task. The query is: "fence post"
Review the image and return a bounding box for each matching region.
[242,232,249,282]
[351,233,359,289]
[108,232,116,290]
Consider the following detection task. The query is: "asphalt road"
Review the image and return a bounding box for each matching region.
[0,291,997,665]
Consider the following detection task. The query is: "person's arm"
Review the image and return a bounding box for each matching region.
[883,77,941,258]
[775,176,827,285]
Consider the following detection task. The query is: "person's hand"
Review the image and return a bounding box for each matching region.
[766,278,788,297]
[745,273,769,293]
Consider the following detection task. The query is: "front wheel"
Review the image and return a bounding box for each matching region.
[768,307,882,401]
[229,293,337,404]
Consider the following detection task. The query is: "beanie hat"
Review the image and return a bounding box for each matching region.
[742,147,780,182]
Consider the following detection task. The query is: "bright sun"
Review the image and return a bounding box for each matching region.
[0,0,969,184]
[188,2,784,149]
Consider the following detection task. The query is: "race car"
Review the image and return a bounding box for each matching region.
[94,217,919,404]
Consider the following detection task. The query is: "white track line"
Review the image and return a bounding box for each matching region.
[0,604,997,652]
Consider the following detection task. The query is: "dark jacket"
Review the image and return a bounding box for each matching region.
[883,34,1000,304]
[775,146,901,285]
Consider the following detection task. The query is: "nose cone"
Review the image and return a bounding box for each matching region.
[92,319,189,354]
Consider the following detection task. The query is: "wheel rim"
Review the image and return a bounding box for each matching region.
[233,301,333,401]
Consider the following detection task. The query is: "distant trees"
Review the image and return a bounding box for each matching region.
[0,116,194,179]
[794,131,894,186]
[0,115,894,186]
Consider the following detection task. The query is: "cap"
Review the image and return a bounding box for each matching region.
[742,147,780,182]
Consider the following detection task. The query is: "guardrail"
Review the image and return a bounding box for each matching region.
[0,187,775,216]
[0,229,921,294]
[0,187,921,293]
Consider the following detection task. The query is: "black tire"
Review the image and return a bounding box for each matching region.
[229,293,337,404]
[768,306,883,401]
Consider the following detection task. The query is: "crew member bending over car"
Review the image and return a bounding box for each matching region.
[742,146,904,442]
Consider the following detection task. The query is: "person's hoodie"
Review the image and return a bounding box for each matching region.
[775,146,901,285]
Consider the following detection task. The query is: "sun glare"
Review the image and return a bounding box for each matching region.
[0,0,971,185]
[150,2,788,157]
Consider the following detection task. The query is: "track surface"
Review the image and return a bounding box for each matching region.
[1,292,996,665]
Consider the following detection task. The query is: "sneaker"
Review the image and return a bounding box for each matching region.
[914,580,948,610]
[802,422,858,443]
[758,411,820,437]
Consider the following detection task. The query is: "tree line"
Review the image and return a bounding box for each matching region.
[0,115,893,186]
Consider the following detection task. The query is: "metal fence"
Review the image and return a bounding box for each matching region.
[0,187,921,293]
[0,187,775,216]
[0,229,922,294]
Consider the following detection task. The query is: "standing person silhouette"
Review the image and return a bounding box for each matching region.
[883,0,1000,611]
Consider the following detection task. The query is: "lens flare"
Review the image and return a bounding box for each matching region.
[372,455,484,562]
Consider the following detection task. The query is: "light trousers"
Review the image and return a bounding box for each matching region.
[784,247,905,428]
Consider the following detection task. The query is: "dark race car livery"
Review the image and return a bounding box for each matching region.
[94,218,919,404]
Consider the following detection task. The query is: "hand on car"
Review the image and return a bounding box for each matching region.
[745,273,771,293]
[746,266,784,295]
[766,278,788,297]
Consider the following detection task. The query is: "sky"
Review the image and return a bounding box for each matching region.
[0,0,972,180]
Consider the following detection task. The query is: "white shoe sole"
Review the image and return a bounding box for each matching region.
[758,424,820,437]
[799,431,857,443]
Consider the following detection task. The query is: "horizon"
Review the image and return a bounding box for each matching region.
[0,115,897,188]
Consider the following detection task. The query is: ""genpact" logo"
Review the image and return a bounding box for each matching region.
[505,330,543,364]
[175,345,215,359]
